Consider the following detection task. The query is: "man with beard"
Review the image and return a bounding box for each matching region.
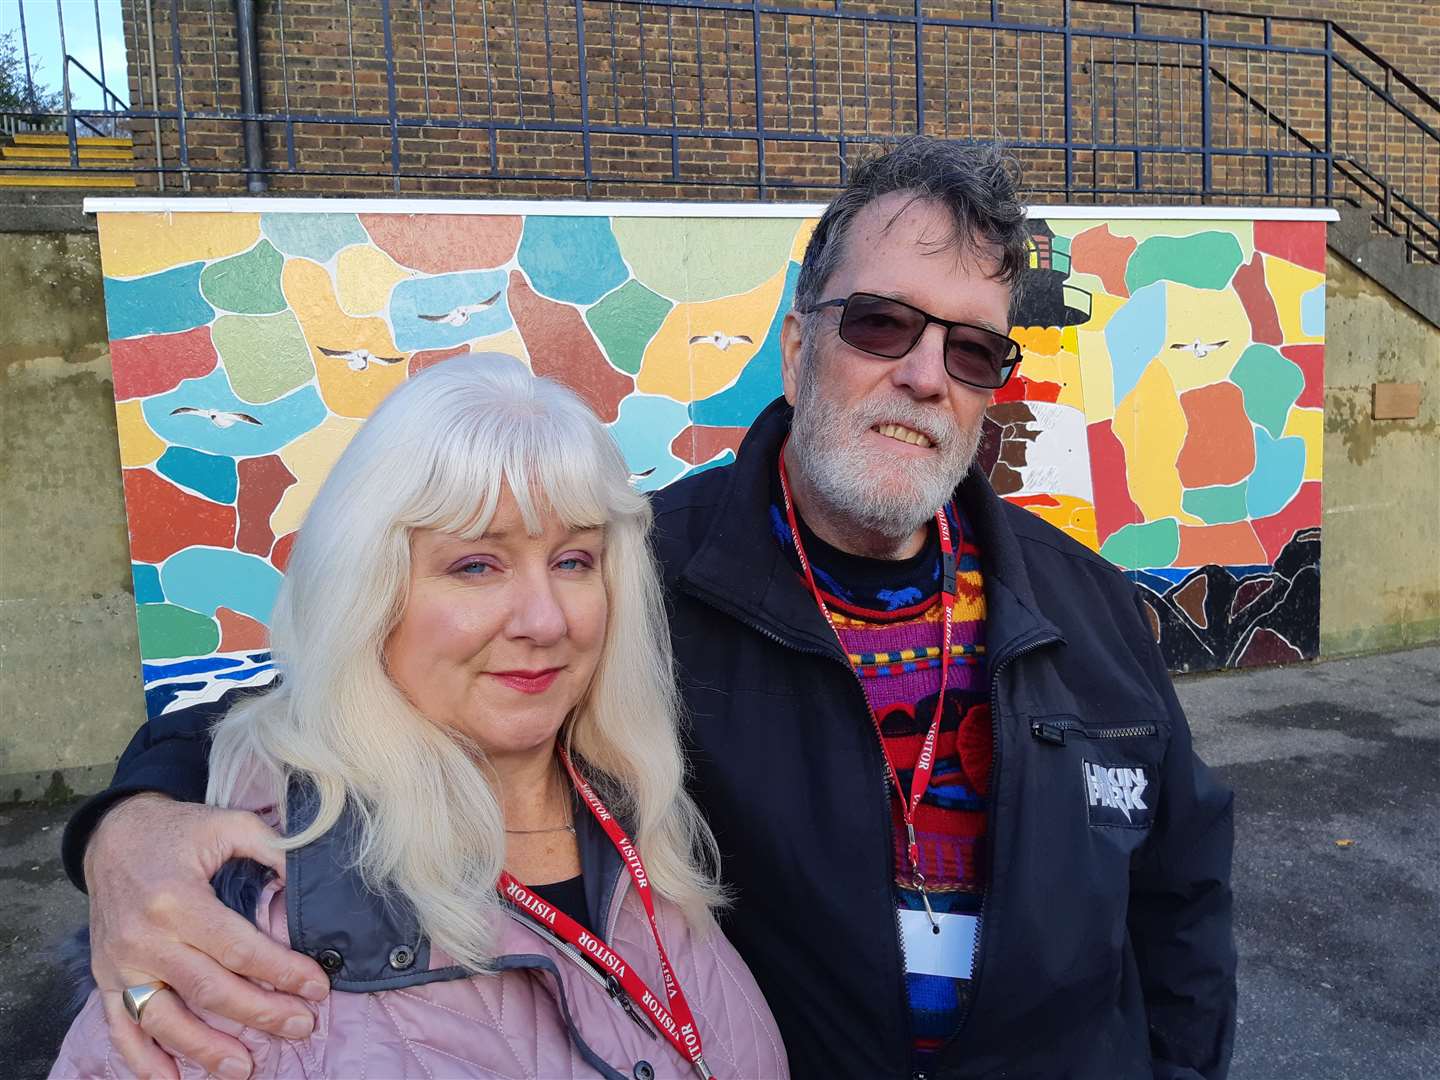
[64,138,1235,1080]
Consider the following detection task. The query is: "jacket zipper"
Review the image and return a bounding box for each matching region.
[1030,717,1159,745]
[503,907,658,1038]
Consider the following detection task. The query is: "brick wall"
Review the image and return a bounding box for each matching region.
[118,0,1436,218]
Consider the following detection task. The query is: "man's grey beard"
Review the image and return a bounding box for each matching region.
[789,347,983,546]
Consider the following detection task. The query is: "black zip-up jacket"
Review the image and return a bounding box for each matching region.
[64,397,1235,1080]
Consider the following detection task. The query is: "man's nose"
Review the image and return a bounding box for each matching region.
[891,323,951,399]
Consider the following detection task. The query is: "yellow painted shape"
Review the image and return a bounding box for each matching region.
[1014,326,1062,357]
[334,244,411,317]
[1263,256,1326,343]
[97,212,260,278]
[282,259,408,419]
[272,415,366,537]
[1159,282,1250,390]
[1052,349,1085,411]
[115,399,166,466]
[1020,494,1099,552]
[1112,363,1201,524]
[637,265,788,401]
[788,220,818,262]
[465,327,531,363]
[1283,406,1324,482]
[0,174,134,188]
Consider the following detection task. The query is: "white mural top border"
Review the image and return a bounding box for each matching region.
[84,196,1340,222]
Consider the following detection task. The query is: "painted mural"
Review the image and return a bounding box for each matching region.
[93,204,1327,716]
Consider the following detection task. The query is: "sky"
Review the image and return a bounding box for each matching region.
[2,0,128,110]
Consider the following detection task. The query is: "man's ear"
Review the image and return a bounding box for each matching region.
[780,310,806,406]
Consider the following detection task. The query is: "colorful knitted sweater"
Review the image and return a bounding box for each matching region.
[771,488,993,1066]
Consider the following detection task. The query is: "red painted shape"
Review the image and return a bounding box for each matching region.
[1177,383,1256,487]
[271,531,297,571]
[1230,576,1276,620]
[1232,254,1284,346]
[1176,522,1267,567]
[110,327,219,401]
[1069,224,1136,297]
[123,468,236,563]
[1254,220,1326,273]
[1236,626,1305,668]
[408,345,472,378]
[236,455,297,557]
[508,270,633,422]
[1251,481,1322,563]
[1008,494,1061,508]
[1086,420,1144,545]
[670,425,747,465]
[1281,344,1325,409]
[992,374,1062,405]
[359,215,523,274]
[217,606,269,651]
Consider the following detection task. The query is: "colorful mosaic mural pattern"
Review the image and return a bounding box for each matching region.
[95,207,1326,711]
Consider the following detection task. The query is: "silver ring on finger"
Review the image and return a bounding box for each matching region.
[121,980,170,1024]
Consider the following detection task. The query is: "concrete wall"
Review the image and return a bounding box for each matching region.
[0,226,146,803]
[1320,252,1440,655]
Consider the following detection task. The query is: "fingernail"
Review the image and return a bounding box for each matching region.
[281,1015,314,1038]
[300,979,329,1001]
[217,1058,251,1080]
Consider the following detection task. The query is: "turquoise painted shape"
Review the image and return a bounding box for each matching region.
[1247,427,1305,519]
[160,547,283,623]
[156,446,238,503]
[676,450,736,482]
[132,563,164,605]
[1300,284,1325,336]
[1181,481,1249,525]
[1103,281,1168,406]
[607,394,692,492]
[690,261,800,427]
[390,270,511,352]
[135,603,220,660]
[260,213,370,262]
[585,279,672,375]
[104,263,214,339]
[200,240,287,314]
[1098,518,1181,570]
[1125,232,1245,293]
[144,367,328,456]
[518,217,628,306]
[1231,343,1304,438]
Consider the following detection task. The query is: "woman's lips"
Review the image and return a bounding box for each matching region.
[490,668,562,694]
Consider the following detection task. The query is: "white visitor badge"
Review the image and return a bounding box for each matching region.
[897,909,979,980]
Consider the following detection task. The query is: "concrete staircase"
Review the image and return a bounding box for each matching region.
[0,132,136,189]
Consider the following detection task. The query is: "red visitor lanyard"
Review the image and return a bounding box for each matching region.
[777,441,957,927]
[499,747,714,1080]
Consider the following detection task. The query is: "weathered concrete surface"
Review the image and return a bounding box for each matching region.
[3,647,1436,1078]
[1320,252,1440,658]
[0,230,147,803]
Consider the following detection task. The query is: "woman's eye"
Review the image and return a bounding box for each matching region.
[455,559,495,576]
[555,554,594,572]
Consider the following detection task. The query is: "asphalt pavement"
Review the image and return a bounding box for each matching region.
[3,645,1436,1079]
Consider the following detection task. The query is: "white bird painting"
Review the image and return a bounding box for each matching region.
[417,291,503,326]
[1169,339,1228,359]
[169,407,263,428]
[688,332,754,351]
[317,346,406,372]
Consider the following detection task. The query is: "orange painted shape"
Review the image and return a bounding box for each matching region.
[670,425,747,465]
[409,345,473,377]
[360,214,523,273]
[509,270,632,422]
[217,606,269,651]
[1177,383,1255,487]
[111,326,219,401]
[237,455,297,557]
[271,531,297,571]
[1254,220,1326,273]
[123,468,237,563]
[1069,224,1137,296]
[1176,522,1267,567]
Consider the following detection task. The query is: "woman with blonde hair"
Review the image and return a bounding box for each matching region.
[53,354,787,1079]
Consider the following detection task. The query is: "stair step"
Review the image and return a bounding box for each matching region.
[2,145,134,161]
[0,173,136,188]
[10,133,134,149]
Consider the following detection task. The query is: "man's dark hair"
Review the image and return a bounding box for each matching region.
[794,137,1029,319]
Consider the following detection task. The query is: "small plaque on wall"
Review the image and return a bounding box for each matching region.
[1372,382,1422,420]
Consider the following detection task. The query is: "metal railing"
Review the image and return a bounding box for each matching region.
[2,0,1436,261]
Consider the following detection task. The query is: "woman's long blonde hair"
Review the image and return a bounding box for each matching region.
[207,354,722,971]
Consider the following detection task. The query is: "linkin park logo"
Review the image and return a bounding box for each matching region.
[1083,761,1153,828]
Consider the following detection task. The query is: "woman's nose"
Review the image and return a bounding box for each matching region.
[505,576,568,645]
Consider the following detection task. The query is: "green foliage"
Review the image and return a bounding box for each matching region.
[1,29,63,115]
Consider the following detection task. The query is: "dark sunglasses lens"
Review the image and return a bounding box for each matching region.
[945,326,1015,388]
[838,295,925,358]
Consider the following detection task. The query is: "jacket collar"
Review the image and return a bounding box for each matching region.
[285,773,629,992]
[677,396,1063,665]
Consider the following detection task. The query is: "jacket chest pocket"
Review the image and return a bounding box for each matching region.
[1030,714,1161,837]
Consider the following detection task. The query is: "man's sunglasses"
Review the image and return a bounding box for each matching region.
[808,292,1022,390]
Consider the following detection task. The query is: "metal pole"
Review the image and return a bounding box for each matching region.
[55,0,78,165]
[235,0,268,192]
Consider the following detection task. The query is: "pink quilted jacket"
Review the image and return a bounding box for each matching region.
[51,768,788,1079]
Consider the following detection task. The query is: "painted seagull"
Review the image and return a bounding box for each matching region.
[688,332,754,351]
[417,291,503,326]
[317,346,406,371]
[1169,339,1229,358]
[169,406,263,428]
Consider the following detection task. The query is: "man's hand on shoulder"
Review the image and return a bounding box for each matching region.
[84,793,330,1079]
